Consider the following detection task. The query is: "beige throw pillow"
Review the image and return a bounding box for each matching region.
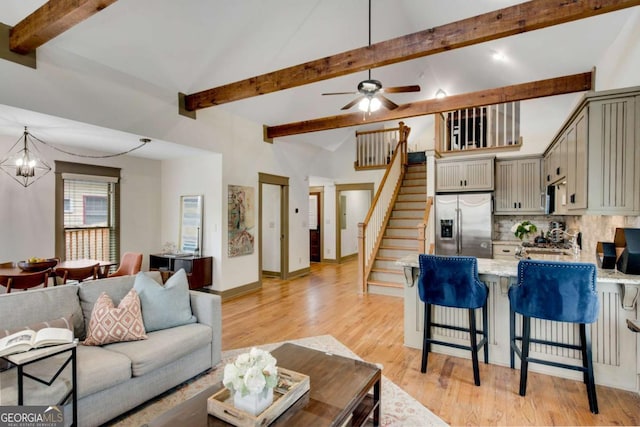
[83,289,147,346]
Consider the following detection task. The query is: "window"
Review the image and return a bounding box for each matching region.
[83,195,108,225]
[63,198,72,213]
[55,161,120,264]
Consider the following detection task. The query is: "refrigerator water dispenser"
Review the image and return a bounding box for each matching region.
[440,219,454,239]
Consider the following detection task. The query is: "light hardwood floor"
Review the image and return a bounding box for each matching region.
[221,259,640,426]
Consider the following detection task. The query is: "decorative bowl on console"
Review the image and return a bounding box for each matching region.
[18,258,58,272]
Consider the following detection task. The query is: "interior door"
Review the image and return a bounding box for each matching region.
[309,193,321,262]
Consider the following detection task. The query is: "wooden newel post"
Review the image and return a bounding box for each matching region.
[358,222,366,293]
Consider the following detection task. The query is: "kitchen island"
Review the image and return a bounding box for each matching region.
[398,254,640,393]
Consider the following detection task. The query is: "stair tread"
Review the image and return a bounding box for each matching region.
[367,280,404,289]
[380,245,419,250]
[383,236,417,240]
[376,256,400,261]
[371,268,402,275]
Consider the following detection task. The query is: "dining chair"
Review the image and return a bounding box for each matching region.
[509,259,599,414]
[0,268,51,293]
[108,252,143,277]
[417,254,489,386]
[55,263,99,284]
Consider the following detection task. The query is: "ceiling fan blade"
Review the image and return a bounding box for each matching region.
[382,85,421,93]
[378,95,399,110]
[341,96,365,110]
[322,91,357,96]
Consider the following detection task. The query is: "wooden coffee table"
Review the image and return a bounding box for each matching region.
[146,343,381,426]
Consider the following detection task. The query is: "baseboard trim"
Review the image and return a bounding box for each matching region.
[203,281,261,302]
[287,267,310,279]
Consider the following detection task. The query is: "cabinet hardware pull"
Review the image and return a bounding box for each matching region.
[460,180,463,186]
[502,249,510,253]
[556,167,560,175]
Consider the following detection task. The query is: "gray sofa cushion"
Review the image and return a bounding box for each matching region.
[0,345,132,405]
[0,286,84,339]
[0,360,71,405]
[78,271,162,339]
[104,323,212,376]
[75,345,132,398]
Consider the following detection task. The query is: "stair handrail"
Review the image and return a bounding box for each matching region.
[358,122,410,292]
[417,196,434,254]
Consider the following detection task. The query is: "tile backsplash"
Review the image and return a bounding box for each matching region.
[494,215,568,242]
[494,215,640,254]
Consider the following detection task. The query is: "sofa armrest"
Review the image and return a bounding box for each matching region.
[189,291,222,367]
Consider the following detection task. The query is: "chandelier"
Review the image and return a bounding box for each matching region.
[0,126,150,188]
[0,127,51,187]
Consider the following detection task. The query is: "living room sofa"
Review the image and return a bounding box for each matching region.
[0,271,222,426]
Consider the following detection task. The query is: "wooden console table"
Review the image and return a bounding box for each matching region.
[149,254,213,289]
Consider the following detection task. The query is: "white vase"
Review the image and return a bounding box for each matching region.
[233,387,274,416]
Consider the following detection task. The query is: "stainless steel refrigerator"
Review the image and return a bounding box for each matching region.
[435,193,493,258]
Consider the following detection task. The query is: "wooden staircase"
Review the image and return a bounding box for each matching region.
[367,163,426,296]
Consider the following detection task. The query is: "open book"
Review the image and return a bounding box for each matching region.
[0,328,74,357]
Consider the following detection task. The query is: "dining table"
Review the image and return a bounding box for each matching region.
[56,259,117,279]
[0,259,117,283]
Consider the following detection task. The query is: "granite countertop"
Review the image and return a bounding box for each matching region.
[396,254,640,285]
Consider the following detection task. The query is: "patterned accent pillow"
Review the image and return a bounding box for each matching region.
[0,315,74,371]
[83,289,147,346]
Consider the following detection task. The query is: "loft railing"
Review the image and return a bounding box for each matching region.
[355,127,400,170]
[64,227,111,261]
[357,122,410,292]
[436,101,522,154]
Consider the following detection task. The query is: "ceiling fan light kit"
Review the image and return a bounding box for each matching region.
[358,96,381,113]
[323,0,420,113]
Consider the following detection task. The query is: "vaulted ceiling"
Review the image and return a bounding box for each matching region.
[0,0,638,156]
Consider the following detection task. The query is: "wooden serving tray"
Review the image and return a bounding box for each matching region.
[207,368,310,427]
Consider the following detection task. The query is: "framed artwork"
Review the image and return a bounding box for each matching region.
[179,195,203,254]
[228,185,255,257]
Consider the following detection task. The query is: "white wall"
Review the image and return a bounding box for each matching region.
[595,9,640,90]
[0,45,323,292]
[0,137,162,268]
[160,154,223,286]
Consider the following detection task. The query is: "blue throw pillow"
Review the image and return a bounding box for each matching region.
[133,269,196,332]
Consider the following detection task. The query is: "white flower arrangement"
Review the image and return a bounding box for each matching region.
[511,220,538,240]
[223,348,278,397]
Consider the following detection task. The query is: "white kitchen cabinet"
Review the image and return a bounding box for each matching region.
[492,242,520,260]
[436,157,494,192]
[495,156,543,215]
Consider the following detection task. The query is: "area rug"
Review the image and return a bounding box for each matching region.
[108,335,448,426]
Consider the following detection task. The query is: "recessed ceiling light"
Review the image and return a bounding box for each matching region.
[435,89,447,99]
[492,51,506,61]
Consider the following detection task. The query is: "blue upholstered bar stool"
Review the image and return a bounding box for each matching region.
[509,259,599,414]
[418,254,489,386]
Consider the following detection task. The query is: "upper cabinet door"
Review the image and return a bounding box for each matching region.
[436,158,494,192]
[588,96,638,214]
[495,157,543,215]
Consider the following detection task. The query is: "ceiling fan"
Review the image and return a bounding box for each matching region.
[322,0,421,113]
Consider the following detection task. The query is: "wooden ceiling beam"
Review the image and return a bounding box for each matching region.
[9,0,118,54]
[183,0,638,111]
[265,71,593,139]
